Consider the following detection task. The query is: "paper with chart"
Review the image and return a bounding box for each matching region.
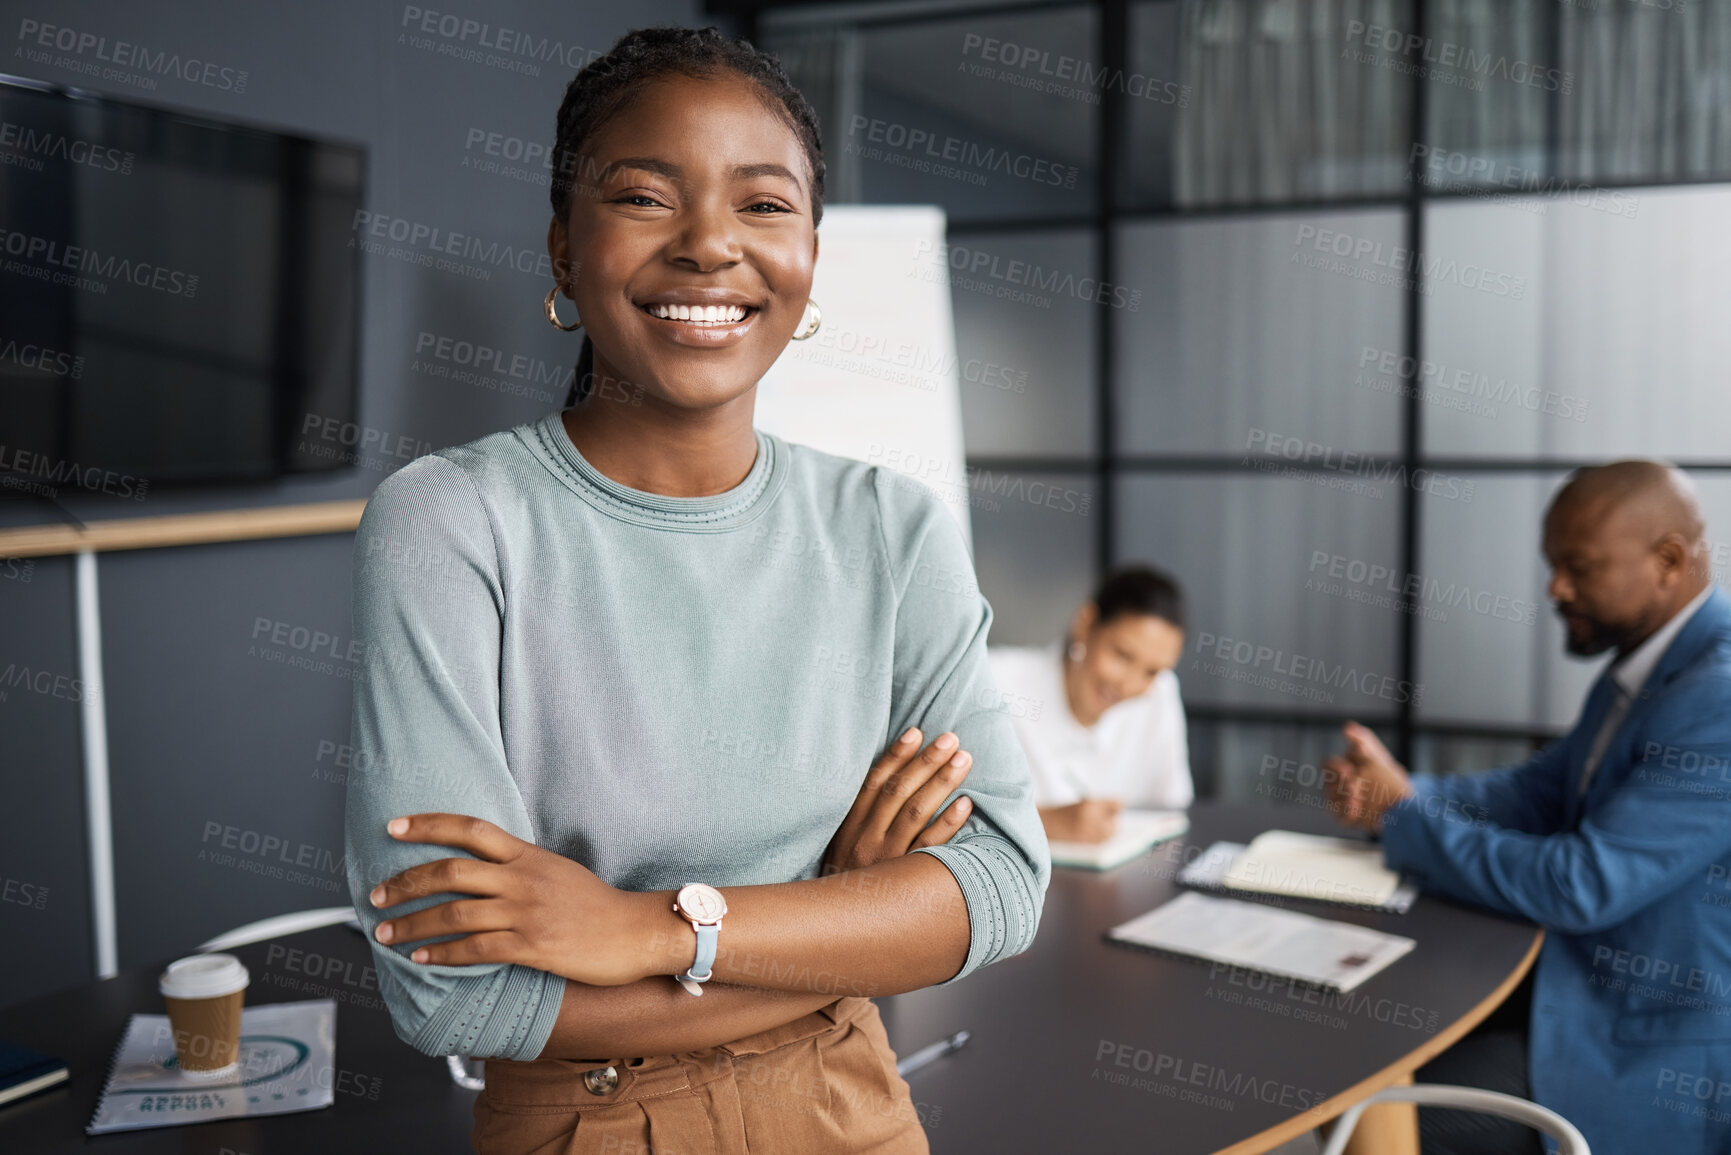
[87,999,337,1134]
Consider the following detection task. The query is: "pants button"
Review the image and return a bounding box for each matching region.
[583,1065,619,1096]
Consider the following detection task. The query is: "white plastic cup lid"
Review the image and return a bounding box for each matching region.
[159,954,250,1000]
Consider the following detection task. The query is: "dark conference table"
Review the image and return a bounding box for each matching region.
[876,802,1541,1154]
[0,802,1540,1154]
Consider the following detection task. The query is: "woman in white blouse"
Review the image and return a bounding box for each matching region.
[988,565,1192,844]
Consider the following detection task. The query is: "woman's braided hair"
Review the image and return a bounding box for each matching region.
[551,26,825,405]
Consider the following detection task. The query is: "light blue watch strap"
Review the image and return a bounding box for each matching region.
[684,923,718,983]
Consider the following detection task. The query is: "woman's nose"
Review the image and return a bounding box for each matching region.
[669,200,743,272]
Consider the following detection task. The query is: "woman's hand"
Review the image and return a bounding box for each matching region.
[367,813,658,987]
[822,727,974,875]
[1039,798,1122,844]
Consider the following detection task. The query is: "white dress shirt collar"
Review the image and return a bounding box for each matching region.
[1609,584,1715,699]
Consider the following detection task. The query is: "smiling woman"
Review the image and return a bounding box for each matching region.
[989,565,1194,846]
[341,25,1049,1155]
[547,29,825,426]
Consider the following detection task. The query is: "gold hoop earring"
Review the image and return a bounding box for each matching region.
[790,298,822,341]
[545,285,582,332]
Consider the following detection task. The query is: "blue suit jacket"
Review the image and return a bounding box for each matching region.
[1381,588,1731,1155]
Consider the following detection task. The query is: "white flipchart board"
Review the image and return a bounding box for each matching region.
[753,205,972,547]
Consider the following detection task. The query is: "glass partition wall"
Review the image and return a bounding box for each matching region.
[744,0,1731,800]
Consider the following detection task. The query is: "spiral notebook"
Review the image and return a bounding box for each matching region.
[1178,834,1419,914]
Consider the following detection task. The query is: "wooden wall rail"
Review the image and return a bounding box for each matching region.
[0,499,368,558]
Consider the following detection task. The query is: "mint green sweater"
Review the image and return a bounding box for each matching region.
[342,412,1050,1061]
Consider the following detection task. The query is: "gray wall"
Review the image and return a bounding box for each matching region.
[0,0,701,1008]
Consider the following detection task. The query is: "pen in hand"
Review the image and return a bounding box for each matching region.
[896,1029,970,1077]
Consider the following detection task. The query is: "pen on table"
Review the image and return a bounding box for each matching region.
[896,1029,970,1077]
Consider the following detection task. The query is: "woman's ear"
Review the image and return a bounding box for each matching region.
[1070,602,1097,647]
[547,216,573,288]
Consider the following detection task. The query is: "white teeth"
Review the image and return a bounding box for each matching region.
[646,303,749,324]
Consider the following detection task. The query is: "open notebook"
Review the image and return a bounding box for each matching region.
[1047,809,1189,870]
[1178,835,1417,914]
[1219,830,1405,907]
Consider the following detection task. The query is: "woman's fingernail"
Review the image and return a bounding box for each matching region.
[949,751,971,770]
[957,796,972,816]
[935,732,958,751]
[369,887,385,907]
[900,728,919,744]
[411,949,428,964]
[375,922,394,943]
[387,818,409,836]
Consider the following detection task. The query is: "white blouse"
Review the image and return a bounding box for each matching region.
[986,642,1194,810]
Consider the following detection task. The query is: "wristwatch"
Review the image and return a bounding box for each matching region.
[671,883,728,996]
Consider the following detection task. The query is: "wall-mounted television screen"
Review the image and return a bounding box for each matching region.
[0,73,364,489]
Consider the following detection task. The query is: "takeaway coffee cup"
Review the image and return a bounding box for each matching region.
[159,954,249,1078]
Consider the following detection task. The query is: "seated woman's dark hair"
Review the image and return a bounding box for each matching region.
[552,26,827,407]
[1087,564,1187,633]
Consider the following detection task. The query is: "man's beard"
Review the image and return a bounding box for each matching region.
[1559,609,1620,657]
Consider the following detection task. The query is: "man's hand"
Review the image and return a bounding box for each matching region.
[823,727,974,875]
[1322,721,1414,833]
[1039,798,1123,844]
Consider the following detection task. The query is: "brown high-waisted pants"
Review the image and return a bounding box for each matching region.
[470,996,931,1155]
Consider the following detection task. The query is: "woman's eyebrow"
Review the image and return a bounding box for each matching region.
[601,156,680,181]
[601,156,800,183]
[730,161,801,183]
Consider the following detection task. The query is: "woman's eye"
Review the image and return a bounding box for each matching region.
[745,200,790,214]
[618,194,663,208]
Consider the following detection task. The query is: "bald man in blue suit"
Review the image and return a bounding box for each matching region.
[1327,461,1731,1155]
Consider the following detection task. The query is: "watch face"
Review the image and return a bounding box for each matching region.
[677,883,727,923]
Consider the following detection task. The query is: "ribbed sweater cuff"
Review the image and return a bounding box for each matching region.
[914,835,1040,984]
[410,965,566,1061]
